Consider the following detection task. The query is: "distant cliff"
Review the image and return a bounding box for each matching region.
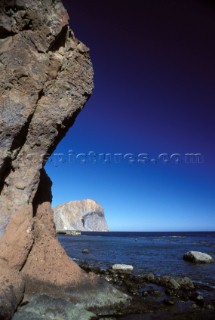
[53,199,109,232]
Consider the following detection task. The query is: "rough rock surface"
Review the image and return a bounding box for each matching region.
[53,199,109,231]
[0,2,129,318]
[12,294,96,320]
[183,251,214,264]
[0,0,93,236]
[21,181,128,311]
[22,202,84,287]
[0,265,25,320]
[0,0,95,317]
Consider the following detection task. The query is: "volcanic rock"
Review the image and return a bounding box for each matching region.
[0,265,25,320]
[53,199,109,231]
[0,2,129,318]
[0,0,93,237]
[0,0,99,317]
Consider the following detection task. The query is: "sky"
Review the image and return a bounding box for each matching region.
[45,0,215,231]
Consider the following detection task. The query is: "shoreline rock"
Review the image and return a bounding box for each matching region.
[77,261,215,318]
[12,259,215,319]
[183,251,214,264]
[111,264,134,273]
[12,294,96,320]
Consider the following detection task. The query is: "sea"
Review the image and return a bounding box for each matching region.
[58,232,215,289]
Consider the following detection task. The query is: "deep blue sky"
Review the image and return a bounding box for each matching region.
[45,0,215,231]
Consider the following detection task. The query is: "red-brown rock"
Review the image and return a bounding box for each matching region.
[0,0,94,317]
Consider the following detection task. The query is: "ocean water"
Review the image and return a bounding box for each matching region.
[58,232,215,288]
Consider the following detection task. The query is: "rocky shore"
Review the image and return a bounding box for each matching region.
[76,261,215,319]
[13,259,215,319]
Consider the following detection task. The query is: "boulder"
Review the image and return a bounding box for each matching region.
[54,199,109,231]
[82,249,90,254]
[144,273,155,282]
[158,276,180,290]
[177,277,194,290]
[111,264,134,272]
[183,251,214,264]
[168,278,180,290]
[195,294,204,306]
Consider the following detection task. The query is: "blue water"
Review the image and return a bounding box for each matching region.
[58,232,215,287]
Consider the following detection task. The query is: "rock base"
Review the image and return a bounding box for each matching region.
[12,295,95,320]
[0,265,25,320]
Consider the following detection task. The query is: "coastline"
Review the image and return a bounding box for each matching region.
[80,231,215,236]
[58,231,215,286]
[14,259,215,319]
[78,260,215,319]
[57,230,82,236]
[13,232,215,319]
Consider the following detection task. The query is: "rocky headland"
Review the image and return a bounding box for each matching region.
[53,199,109,232]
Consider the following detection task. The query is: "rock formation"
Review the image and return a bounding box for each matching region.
[0,0,93,237]
[53,199,109,232]
[0,1,123,318]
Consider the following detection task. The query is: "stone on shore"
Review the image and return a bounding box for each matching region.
[183,251,214,264]
[177,277,194,290]
[111,264,134,272]
[168,278,180,290]
[144,273,155,282]
[82,248,90,254]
